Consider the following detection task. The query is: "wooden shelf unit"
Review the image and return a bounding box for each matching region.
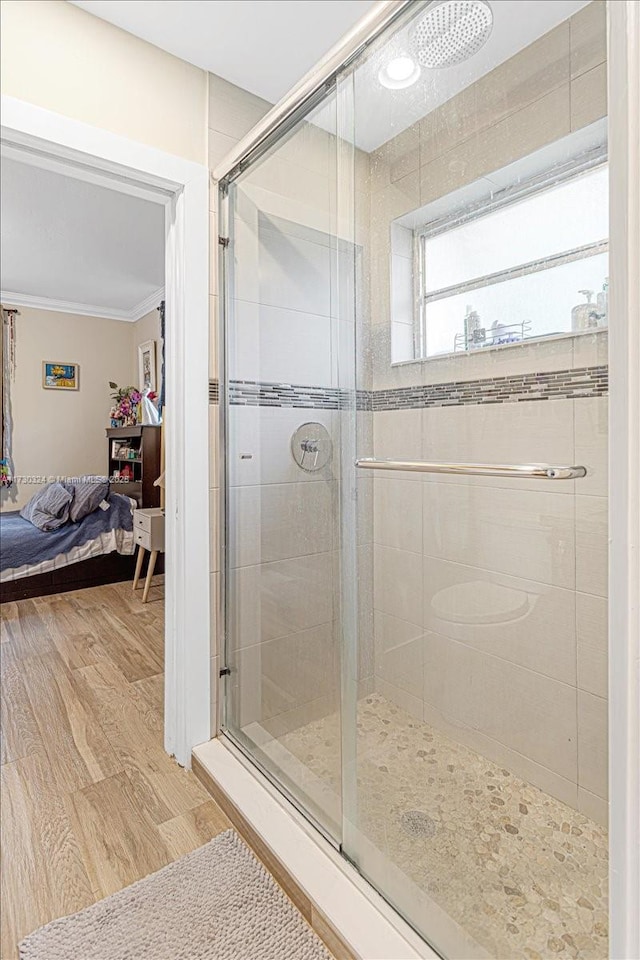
[106,425,161,508]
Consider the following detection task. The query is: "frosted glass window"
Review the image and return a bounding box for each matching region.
[419,164,609,358]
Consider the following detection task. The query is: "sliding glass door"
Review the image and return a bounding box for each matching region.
[220,87,358,844]
[221,2,609,956]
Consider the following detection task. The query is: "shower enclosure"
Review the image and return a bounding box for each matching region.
[217,2,610,956]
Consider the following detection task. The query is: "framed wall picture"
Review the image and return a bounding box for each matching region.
[138,339,157,393]
[42,361,79,390]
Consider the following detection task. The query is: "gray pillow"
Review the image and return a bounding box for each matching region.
[20,482,73,531]
[69,477,110,523]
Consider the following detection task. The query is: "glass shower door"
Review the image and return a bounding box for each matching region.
[339,2,610,958]
[220,89,357,844]
[219,2,610,957]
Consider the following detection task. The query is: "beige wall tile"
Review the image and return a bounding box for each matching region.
[374,676,423,721]
[423,557,576,685]
[389,125,421,184]
[230,553,335,648]
[371,326,426,391]
[419,84,478,167]
[373,478,423,552]
[472,22,570,138]
[371,171,421,228]
[228,407,337,488]
[423,631,577,781]
[571,62,607,131]
[577,690,608,799]
[243,152,333,225]
[373,544,423,624]
[575,495,608,597]
[421,697,579,808]
[260,623,339,722]
[422,483,575,588]
[420,85,570,206]
[370,124,421,193]
[208,73,271,140]
[576,592,608,698]
[229,481,336,567]
[573,329,608,367]
[374,611,424,699]
[373,408,424,479]
[421,398,576,495]
[570,1,607,80]
[420,333,576,384]
[208,128,239,170]
[275,119,334,178]
[261,693,338,741]
[373,410,422,464]
[419,23,570,165]
[575,397,608,497]
[577,786,608,828]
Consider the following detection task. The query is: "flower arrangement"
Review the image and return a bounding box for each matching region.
[109,382,142,426]
[0,458,11,488]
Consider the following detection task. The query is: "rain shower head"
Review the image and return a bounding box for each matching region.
[410,0,494,69]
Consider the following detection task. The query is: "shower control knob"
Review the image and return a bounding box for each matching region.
[291,423,332,473]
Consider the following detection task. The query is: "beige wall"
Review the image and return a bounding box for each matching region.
[0,0,207,163]
[1,306,135,511]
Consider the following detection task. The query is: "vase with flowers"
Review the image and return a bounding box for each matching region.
[109,382,142,426]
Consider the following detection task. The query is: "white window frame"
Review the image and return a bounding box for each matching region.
[415,151,609,359]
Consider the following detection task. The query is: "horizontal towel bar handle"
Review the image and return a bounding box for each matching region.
[355,459,587,480]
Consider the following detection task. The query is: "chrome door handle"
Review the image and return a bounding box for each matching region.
[355,459,586,480]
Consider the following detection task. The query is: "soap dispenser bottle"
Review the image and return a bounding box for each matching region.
[596,278,609,326]
[572,290,599,331]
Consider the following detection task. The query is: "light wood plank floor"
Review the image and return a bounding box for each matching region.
[0,581,231,960]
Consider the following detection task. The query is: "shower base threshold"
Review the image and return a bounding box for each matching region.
[192,736,440,960]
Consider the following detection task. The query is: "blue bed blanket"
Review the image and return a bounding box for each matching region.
[1,493,135,576]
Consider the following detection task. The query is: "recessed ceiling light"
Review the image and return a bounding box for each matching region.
[378,55,421,89]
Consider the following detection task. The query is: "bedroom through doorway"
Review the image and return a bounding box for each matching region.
[1,146,167,634]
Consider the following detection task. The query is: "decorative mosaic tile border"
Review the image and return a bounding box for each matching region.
[208,365,608,410]
[210,379,369,410]
[372,365,608,411]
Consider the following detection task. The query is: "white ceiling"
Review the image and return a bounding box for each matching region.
[0,156,165,321]
[71,0,588,154]
[71,0,377,105]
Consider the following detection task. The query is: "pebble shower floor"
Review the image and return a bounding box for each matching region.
[271,694,608,960]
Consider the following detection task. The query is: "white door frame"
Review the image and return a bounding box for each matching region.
[608,5,640,959]
[0,95,211,767]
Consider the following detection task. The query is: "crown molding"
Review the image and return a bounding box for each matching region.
[129,287,165,322]
[0,287,164,323]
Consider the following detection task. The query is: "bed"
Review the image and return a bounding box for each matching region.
[0,492,138,602]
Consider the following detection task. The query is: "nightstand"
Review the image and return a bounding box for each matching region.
[132,507,165,603]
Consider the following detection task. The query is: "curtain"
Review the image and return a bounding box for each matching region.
[1,307,17,491]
